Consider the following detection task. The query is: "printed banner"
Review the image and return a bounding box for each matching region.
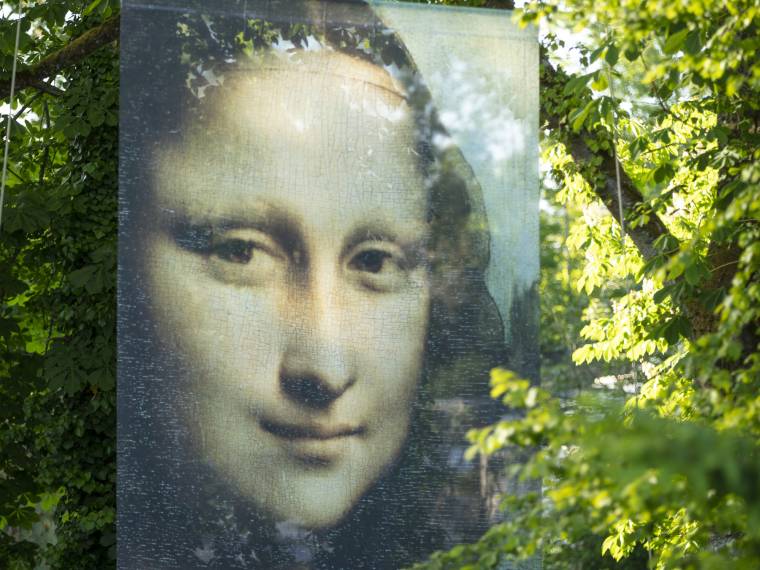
[119,1,538,568]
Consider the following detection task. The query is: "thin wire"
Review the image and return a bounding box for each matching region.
[0,8,23,235]
[606,59,625,245]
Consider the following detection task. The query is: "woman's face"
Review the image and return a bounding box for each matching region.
[141,51,430,529]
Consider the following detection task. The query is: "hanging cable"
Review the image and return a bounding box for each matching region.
[0,6,23,235]
[605,42,625,245]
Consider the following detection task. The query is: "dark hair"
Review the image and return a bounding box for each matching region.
[119,2,507,568]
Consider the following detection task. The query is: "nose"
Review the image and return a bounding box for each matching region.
[279,267,355,409]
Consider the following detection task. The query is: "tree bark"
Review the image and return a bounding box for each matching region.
[484,1,516,8]
[538,50,673,264]
[540,52,746,342]
[565,131,670,263]
[0,15,120,100]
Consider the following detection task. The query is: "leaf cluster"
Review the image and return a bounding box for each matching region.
[0,3,117,567]
[412,0,759,568]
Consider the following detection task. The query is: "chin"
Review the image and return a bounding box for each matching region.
[282,506,349,532]
[259,486,360,532]
[200,423,411,533]
[265,469,375,532]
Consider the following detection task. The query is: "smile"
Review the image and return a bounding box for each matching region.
[260,419,365,441]
[260,419,366,465]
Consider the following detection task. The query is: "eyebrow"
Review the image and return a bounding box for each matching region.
[159,201,304,256]
[158,202,430,266]
[343,224,401,248]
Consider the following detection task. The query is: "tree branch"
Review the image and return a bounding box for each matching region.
[540,51,746,341]
[564,131,671,262]
[482,5,670,262]
[540,52,673,263]
[483,0,516,8]
[29,80,65,97]
[0,15,120,101]
[11,90,43,120]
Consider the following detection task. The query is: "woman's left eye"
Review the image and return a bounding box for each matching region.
[347,244,414,293]
[349,249,393,274]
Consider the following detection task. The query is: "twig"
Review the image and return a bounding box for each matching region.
[39,100,50,184]
[30,80,65,97]
[12,90,44,120]
[638,53,687,124]
[710,260,739,273]
[6,164,26,183]
[637,141,680,157]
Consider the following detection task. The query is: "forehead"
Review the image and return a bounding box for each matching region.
[152,50,427,227]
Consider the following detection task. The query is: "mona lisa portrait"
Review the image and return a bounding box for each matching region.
[118,1,538,569]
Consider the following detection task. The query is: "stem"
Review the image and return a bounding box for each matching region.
[12,91,44,120]
[39,100,50,184]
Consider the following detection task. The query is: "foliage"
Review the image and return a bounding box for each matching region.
[0,0,757,568]
[410,0,760,568]
[0,1,117,568]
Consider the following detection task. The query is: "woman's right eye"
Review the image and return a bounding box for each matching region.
[205,231,285,285]
[211,239,256,264]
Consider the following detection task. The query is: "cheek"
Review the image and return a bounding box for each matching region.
[352,280,430,412]
[142,233,283,391]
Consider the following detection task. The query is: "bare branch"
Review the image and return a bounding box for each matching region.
[29,80,65,97]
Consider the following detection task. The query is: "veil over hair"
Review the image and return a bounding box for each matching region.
[119,1,507,568]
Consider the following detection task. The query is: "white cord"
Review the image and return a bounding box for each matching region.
[0,9,23,235]
[606,57,625,244]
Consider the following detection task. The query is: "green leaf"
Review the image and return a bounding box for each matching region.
[653,164,674,183]
[663,28,690,54]
[664,316,691,344]
[591,72,608,92]
[708,126,728,145]
[68,265,98,289]
[571,100,595,132]
[653,285,673,304]
[623,43,640,61]
[87,106,105,127]
[0,316,20,337]
[39,488,65,512]
[563,72,594,96]
[605,44,619,66]
[0,269,26,298]
[684,29,702,55]
[628,137,648,159]
[82,0,103,16]
[684,261,708,286]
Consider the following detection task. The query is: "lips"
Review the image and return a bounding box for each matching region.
[260,419,365,441]
[260,419,366,465]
